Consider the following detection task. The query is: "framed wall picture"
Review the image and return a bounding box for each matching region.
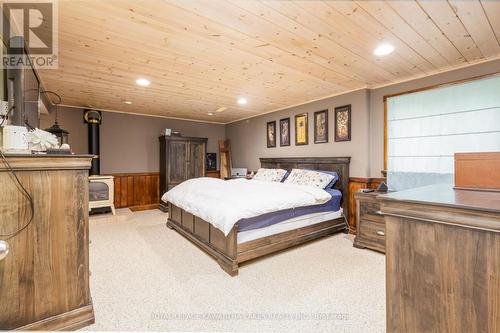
[295,113,308,145]
[206,153,217,170]
[334,105,351,142]
[314,109,328,144]
[266,120,277,148]
[279,118,290,146]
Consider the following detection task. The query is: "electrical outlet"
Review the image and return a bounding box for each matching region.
[0,101,8,116]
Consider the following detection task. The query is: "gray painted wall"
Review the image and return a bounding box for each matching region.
[40,107,226,174]
[226,89,370,177]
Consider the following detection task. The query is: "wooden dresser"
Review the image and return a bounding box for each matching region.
[0,155,94,330]
[379,184,500,333]
[353,191,385,253]
[159,135,207,211]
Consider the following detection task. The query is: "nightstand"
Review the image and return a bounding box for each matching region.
[353,191,385,253]
[206,170,220,178]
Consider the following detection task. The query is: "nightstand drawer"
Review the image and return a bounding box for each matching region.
[358,219,385,243]
[360,201,384,224]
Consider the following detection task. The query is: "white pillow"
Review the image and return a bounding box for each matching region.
[284,169,335,189]
[252,168,287,182]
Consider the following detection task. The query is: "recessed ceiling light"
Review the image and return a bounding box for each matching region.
[207,112,214,116]
[373,43,395,56]
[136,78,150,86]
[237,97,247,105]
[123,100,132,105]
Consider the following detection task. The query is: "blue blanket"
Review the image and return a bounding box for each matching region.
[237,188,342,232]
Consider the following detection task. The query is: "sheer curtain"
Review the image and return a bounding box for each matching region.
[386,75,500,191]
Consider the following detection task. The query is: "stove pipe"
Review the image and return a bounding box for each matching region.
[83,109,102,175]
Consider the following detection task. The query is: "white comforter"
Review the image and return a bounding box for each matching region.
[162,177,332,235]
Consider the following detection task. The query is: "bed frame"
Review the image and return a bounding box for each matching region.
[166,157,351,276]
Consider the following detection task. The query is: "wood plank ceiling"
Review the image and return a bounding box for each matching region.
[38,0,500,123]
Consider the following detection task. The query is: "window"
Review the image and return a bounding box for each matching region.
[385,75,500,191]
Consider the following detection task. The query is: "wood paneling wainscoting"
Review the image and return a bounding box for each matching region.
[113,172,160,211]
[113,170,219,211]
[348,177,386,234]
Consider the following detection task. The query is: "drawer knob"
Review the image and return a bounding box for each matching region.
[376,230,385,236]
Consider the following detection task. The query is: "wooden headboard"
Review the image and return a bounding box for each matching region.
[260,157,351,215]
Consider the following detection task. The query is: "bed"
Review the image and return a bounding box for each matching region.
[163,157,350,276]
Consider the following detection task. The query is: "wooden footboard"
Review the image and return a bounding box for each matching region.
[236,219,346,263]
[167,203,239,276]
[167,203,346,276]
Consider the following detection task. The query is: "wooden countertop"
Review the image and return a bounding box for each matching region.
[378,184,500,214]
[1,153,94,158]
[0,154,94,171]
[378,184,500,232]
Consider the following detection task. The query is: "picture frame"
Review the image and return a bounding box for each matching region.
[314,109,328,144]
[266,120,277,148]
[206,153,217,171]
[295,113,308,145]
[279,118,290,147]
[334,105,351,142]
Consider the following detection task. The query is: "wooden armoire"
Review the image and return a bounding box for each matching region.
[159,135,207,211]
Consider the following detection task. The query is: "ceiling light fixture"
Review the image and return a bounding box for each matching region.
[123,101,132,105]
[237,97,247,105]
[373,43,395,56]
[135,78,150,86]
[207,112,214,116]
[373,43,394,56]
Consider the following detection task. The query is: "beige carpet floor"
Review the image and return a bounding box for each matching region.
[83,209,386,332]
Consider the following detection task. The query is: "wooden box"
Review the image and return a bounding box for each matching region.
[455,152,500,191]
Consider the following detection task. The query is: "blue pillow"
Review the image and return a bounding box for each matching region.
[317,170,339,189]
